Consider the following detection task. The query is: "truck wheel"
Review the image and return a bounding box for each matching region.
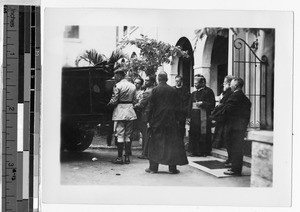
[62,128,94,152]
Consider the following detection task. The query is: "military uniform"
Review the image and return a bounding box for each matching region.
[108,78,137,164]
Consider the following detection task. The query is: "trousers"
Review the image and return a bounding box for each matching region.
[114,120,134,143]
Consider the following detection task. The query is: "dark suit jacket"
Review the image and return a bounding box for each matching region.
[188,86,215,118]
[134,86,154,123]
[173,86,190,122]
[148,83,178,128]
[224,90,251,131]
[210,89,233,122]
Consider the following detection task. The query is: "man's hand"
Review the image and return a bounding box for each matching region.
[147,123,150,128]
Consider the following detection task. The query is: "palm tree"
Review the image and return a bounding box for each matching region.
[75,49,107,67]
[107,49,128,66]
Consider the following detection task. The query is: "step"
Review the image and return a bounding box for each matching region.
[211,148,252,168]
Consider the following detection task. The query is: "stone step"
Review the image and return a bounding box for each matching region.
[211,148,252,168]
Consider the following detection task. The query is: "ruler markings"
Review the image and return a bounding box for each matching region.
[29,6,35,211]
[3,5,40,212]
[2,5,19,212]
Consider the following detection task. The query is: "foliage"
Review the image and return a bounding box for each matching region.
[107,49,128,65]
[75,49,129,77]
[194,28,229,40]
[193,28,229,51]
[75,49,107,66]
[118,34,189,76]
[74,35,190,77]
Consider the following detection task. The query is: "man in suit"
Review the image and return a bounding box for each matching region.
[145,71,188,174]
[107,69,137,164]
[223,77,251,176]
[210,75,234,166]
[134,75,156,159]
[173,75,190,143]
[188,75,215,157]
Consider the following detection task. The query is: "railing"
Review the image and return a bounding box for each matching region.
[233,37,269,129]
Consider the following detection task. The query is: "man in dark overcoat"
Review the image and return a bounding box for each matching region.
[188,75,215,157]
[145,71,188,174]
[173,75,190,143]
[223,77,251,176]
[211,75,234,166]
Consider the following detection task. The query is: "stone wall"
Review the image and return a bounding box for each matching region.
[250,140,273,187]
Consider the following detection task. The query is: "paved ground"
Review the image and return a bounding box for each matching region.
[60,135,250,187]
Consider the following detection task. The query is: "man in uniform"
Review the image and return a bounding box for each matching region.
[188,75,215,157]
[107,69,137,164]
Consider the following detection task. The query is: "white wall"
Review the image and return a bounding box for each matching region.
[63,26,116,67]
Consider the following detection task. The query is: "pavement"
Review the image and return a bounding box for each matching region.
[60,135,251,187]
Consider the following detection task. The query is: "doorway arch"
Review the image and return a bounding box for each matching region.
[176,37,194,89]
[199,32,228,95]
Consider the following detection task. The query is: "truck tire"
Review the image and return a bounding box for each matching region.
[62,125,94,152]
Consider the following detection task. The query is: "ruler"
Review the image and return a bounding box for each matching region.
[2,5,41,212]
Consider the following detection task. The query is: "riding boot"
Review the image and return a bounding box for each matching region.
[112,142,123,164]
[128,140,132,156]
[124,142,131,164]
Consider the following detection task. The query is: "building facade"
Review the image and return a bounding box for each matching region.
[63,25,275,186]
[117,26,274,130]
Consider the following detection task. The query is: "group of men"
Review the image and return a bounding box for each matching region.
[107,68,251,176]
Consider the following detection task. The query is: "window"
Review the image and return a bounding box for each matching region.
[64,26,79,39]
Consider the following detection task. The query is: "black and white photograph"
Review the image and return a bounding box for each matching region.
[60,25,273,185]
[41,6,293,208]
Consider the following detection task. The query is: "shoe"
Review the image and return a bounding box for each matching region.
[224,162,232,168]
[223,170,241,176]
[111,157,123,164]
[145,168,157,174]
[169,169,180,174]
[138,155,148,159]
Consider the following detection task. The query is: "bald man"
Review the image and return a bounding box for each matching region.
[145,71,188,174]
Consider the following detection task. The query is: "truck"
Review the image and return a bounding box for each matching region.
[61,65,115,152]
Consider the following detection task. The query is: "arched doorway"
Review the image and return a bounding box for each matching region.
[210,35,229,95]
[176,37,194,89]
